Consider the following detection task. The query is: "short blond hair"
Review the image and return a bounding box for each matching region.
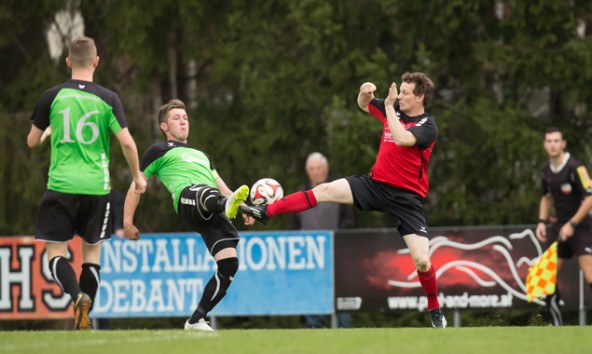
[68,36,97,68]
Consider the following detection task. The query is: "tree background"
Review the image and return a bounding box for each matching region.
[2,0,592,235]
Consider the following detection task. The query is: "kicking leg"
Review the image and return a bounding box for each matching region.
[241,178,353,224]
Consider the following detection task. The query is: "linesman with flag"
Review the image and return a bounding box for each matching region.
[534,127,592,326]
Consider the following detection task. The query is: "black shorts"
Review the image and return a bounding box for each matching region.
[177,184,240,255]
[35,190,112,244]
[345,175,428,237]
[547,219,592,259]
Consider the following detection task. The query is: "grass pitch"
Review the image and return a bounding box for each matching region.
[1,327,590,354]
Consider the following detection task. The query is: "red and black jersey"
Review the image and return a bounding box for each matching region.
[367,98,438,197]
[541,153,592,223]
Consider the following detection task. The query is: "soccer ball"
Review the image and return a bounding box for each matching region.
[250,178,284,205]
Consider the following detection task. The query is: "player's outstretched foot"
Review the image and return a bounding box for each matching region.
[184,318,214,331]
[429,308,447,328]
[225,185,250,219]
[74,292,93,330]
[239,204,269,225]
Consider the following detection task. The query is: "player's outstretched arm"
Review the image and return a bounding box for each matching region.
[357,82,376,113]
[123,180,145,241]
[115,128,147,193]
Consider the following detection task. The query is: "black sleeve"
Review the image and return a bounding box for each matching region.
[202,151,216,171]
[369,98,387,116]
[408,115,438,150]
[110,92,128,129]
[541,170,550,196]
[31,87,61,130]
[140,143,165,171]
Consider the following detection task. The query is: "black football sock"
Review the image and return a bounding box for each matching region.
[79,263,101,310]
[189,257,239,324]
[49,256,81,302]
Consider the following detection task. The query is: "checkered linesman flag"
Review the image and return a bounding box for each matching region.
[525,241,558,302]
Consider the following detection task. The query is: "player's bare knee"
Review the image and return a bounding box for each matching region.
[413,256,431,272]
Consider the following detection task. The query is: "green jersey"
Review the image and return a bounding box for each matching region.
[31,80,128,195]
[140,140,220,212]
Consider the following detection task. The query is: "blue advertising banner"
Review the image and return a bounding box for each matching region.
[92,231,333,318]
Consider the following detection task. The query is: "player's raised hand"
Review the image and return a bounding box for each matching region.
[124,223,141,241]
[359,82,377,95]
[384,82,398,106]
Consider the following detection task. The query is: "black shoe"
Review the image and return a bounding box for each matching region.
[429,308,447,328]
[239,205,269,225]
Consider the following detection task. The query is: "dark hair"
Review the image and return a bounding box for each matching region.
[545,127,563,135]
[543,127,565,140]
[68,36,97,68]
[158,99,186,137]
[401,72,435,106]
[158,99,186,124]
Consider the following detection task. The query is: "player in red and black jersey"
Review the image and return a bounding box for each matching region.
[535,127,592,325]
[241,72,446,328]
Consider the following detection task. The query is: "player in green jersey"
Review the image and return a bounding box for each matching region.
[27,36,146,329]
[123,99,252,331]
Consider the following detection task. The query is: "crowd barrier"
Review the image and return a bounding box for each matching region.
[1,226,589,326]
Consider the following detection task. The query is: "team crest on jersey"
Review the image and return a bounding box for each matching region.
[560,183,572,195]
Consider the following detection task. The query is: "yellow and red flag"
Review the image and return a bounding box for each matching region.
[525,241,558,302]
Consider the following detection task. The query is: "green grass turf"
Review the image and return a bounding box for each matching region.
[1,327,591,354]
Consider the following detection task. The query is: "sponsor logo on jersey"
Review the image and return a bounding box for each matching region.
[560,183,572,194]
[181,152,208,165]
[384,130,395,143]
